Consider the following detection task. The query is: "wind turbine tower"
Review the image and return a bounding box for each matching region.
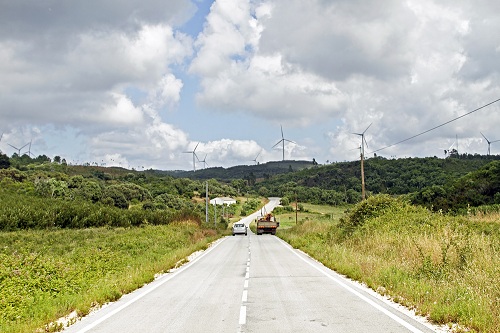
[480,132,500,155]
[272,125,295,161]
[352,123,372,200]
[183,142,199,172]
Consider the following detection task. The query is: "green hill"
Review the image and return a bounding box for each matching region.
[161,160,316,181]
[251,155,500,206]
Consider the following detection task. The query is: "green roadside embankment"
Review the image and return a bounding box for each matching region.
[0,222,222,333]
[277,195,500,333]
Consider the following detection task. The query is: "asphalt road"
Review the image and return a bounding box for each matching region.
[63,198,439,333]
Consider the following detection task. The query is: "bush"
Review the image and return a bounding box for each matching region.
[338,194,397,236]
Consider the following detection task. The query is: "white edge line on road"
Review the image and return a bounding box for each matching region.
[74,238,227,333]
[277,238,427,333]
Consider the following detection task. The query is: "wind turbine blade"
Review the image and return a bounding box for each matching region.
[280,125,284,139]
[272,140,283,148]
[363,123,372,134]
[7,143,18,150]
[364,137,369,149]
[194,142,199,152]
[480,132,491,144]
[284,139,296,144]
[490,139,500,144]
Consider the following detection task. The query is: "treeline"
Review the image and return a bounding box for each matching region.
[160,160,315,181]
[251,155,500,206]
[0,161,241,230]
[410,160,500,213]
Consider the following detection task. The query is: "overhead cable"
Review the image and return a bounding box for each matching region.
[370,98,500,154]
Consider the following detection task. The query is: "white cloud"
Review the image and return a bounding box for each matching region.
[96,93,145,126]
[3,0,500,169]
[149,74,184,108]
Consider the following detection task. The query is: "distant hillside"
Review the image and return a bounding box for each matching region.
[250,155,500,204]
[411,160,500,212]
[159,160,316,181]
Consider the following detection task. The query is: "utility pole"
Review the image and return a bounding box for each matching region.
[205,182,209,224]
[214,200,217,228]
[295,191,298,225]
[353,123,371,201]
[360,147,366,200]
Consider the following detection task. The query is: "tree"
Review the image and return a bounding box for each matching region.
[0,153,10,169]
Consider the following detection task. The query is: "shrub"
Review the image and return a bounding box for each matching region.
[338,194,397,236]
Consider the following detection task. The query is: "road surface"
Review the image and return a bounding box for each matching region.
[63,198,439,333]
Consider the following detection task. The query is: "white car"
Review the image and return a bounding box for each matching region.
[232,223,247,236]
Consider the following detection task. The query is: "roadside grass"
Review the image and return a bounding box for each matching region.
[275,203,347,229]
[0,223,221,333]
[278,196,500,333]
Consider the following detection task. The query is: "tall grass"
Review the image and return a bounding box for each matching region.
[0,223,219,333]
[279,196,500,333]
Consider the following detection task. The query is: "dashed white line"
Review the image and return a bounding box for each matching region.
[239,306,247,325]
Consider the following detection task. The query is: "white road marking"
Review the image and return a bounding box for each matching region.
[242,290,248,302]
[239,306,247,325]
[277,238,427,333]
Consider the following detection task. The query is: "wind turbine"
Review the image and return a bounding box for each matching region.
[272,125,295,161]
[352,123,372,200]
[199,154,209,169]
[480,132,500,156]
[252,151,261,165]
[183,142,199,172]
[26,140,35,157]
[8,142,30,156]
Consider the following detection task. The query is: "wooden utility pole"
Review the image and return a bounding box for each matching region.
[353,123,371,201]
[205,182,209,223]
[360,148,366,200]
[295,191,298,225]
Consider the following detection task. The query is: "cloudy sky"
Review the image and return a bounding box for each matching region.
[1,0,500,170]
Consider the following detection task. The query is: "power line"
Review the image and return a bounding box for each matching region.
[370,98,500,154]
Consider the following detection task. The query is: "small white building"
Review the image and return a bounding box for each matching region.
[210,197,237,206]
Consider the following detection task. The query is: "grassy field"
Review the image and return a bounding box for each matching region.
[276,196,500,333]
[275,202,347,229]
[0,223,221,333]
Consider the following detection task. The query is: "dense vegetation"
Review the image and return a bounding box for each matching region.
[411,160,500,212]
[0,159,241,231]
[249,155,500,207]
[278,196,500,333]
[0,223,219,333]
